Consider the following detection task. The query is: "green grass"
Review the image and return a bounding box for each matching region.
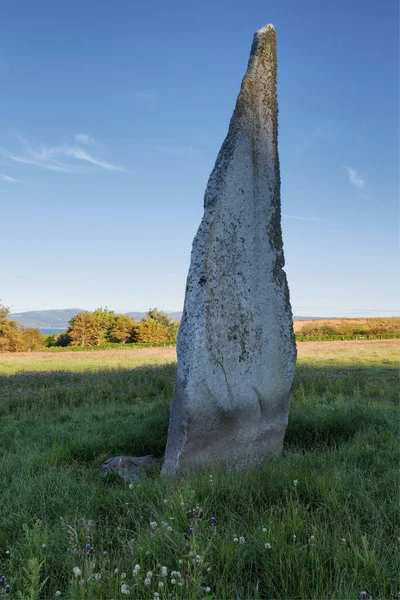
[0,342,399,599]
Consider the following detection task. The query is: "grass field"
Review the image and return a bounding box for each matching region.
[0,340,399,599]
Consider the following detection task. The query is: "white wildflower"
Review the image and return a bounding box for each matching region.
[293,480,299,486]
[161,566,168,577]
[144,578,151,587]
[94,573,101,581]
[158,582,164,589]
[265,542,272,549]
[233,537,239,543]
[164,499,168,503]
[146,571,153,579]
[171,578,177,585]
[309,535,315,542]
[205,587,211,593]
[178,559,183,564]
[121,573,127,579]
[154,594,159,599]
[73,567,82,577]
[207,567,211,572]
[121,584,130,595]
[134,564,140,573]
[55,593,62,598]
[145,551,151,556]
[41,543,47,548]
[293,535,297,541]
[262,527,267,533]
[150,521,158,529]
[114,568,119,574]
[239,536,245,544]
[167,526,173,532]
[5,551,10,556]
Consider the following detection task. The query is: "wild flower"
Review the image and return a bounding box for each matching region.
[154,594,159,598]
[205,587,211,593]
[292,535,297,541]
[161,566,168,577]
[171,578,177,585]
[293,480,299,486]
[0,576,10,594]
[114,568,119,574]
[239,536,245,544]
[73,567,82,577]
[233,537,239,543]
[144,578,151,586]
[4,552,9,556]
[262,527,267,532]
[167,526,173,532]
[146,571,153,579]
[145,551,151,556]
[121,573,127,579]
[150,522,158,530]
[158,582,164,589]
[133,564,140,574]
[309,535,316,543]
[164,499,168,503]
[94,573,101,582]
[103,551,108,557]
[55,592,61,597]
[207,567,211,573]
[41,543,47,548]
[265,542,272,549]
[121,583,130,595]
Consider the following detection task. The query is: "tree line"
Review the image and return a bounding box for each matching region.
[49,307,179,347]
[0,304,179,352]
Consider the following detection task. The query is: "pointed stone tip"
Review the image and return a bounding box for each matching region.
[255,23,275,36]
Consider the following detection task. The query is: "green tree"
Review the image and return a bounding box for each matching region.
[93,307,117,341]
[109,314,136,343]
[145,308,179,341]
[68,312,104,347]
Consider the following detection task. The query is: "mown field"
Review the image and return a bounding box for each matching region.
[0,340,399,599]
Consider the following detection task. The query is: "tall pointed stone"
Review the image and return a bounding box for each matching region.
[162,24,297,474]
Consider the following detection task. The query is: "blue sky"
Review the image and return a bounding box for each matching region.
[1,0,398,317]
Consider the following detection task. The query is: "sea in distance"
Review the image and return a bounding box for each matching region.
[41,328,65,334]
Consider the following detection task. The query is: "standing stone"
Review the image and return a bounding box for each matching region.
[162,24,297,475]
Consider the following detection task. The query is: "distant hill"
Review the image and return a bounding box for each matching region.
[9,309,331,330]
[9,309,84,329]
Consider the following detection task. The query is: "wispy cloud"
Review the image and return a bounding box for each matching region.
[132,90,158,105]
[0,136,124,173]
[63,147,124,171]
[75,133,96,145]
[0,174,18,182]
[153,144,200,155]
[283,214,332,224]
[345,166,365,188]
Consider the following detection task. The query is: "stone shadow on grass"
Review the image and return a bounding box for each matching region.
[0,362,397,464]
